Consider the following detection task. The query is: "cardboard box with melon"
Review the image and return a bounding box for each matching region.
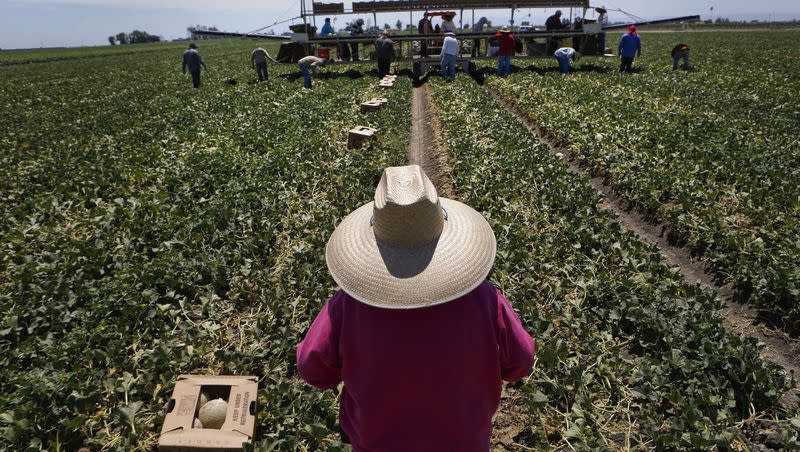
[159,375,257,451]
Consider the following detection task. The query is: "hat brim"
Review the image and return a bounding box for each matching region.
[325,198,497,309]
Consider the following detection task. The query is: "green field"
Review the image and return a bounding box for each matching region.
[1,33,799,450]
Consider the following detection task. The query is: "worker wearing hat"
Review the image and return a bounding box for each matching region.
[495,26,516,77]
[596,6,609,55]
[440,31,460,81]
[545,10,566,55]
[298,165,535,451]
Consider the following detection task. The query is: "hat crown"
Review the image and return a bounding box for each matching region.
[373,165,443,249]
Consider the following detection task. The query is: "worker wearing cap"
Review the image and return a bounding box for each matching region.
[672,43,690,71]
[297,165,535,451]
[350,18,365,61]
[554,47,581,74]
[182,43,208,88]
[375,33,395,78]
[440,32,460,81]
[251,47,270,82]
[618,25,641,73]
[297,55,326,89]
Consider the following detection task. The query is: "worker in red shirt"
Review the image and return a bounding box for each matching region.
[297,165,535,452]
[672,43,690,70]
[495,26,516,77]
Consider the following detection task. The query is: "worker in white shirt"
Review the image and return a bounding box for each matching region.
[440,32,460,81]
[554,47,581,74]
[441,13,457,33]
[297,55,326,89]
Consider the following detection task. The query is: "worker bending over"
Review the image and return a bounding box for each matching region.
[672,43,690,71]
[297,55,326,89]
[251,47,270,82]
[554,47,581,74]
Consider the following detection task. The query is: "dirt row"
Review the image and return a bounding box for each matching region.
[406,80,799,408]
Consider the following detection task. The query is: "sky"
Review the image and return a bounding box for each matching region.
[1,0,799,49]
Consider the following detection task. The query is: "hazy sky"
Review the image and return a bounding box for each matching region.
[1,0,799,49]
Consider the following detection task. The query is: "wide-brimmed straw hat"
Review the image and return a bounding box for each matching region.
[499,26,511,33]
[325,165,497,309]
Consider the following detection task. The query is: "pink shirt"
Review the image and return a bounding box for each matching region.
[297,281,535,451]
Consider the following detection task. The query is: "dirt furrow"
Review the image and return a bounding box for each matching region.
[481,82,800,403]
[407,84,455,198]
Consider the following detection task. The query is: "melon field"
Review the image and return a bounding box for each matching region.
[1,31,799,451]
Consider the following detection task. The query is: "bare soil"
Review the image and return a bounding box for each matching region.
[481,83,800,406]
[407,84,455,198]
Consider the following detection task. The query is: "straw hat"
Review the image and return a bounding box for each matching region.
[325,165,497,309]
[499,26,511,33]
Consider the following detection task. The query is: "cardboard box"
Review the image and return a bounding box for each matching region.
[360,100,383,113]
[159,375,258,452]
[348,126,378,149]
[371,97,388,105]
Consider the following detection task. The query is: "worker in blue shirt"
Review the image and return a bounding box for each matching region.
[320,18,334,37]
[618,25,641,73]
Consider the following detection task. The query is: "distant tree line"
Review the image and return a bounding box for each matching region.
[107,30,161,45]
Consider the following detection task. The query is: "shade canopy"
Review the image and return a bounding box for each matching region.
[311,0,589,15]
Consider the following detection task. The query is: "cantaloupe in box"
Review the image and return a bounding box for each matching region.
[159,375,258,451]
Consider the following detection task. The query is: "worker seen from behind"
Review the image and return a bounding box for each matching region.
[440,32,459,81]
[471,17,489,57]
[350,18,365,61]
[251,47,270,82]
[320,18,334,37]
[618,25,641,73]
[182,43,208,88]
[297,55,326,89]
[672,43,690,71]
[418,12,433,57]
[297,164,535,452]
[554,47,581,74]
[545,10,566,54]
[375,33,395,78]
[495,26,515,77]
[596,6,608,54]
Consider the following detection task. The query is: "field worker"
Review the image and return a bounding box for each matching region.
[375,33,395,78]
[350,18,365,61]
[545,10,566,54]
[618,25,641,73]
[440,31,460,81]
[554,46,581,74]
[418,12,433,57]
[471,17,489,57]
[672,43,690,71]
[596,6,608,54]
[297,55,325,89]
[495,26,515,77]
[297,165,535,452]
[320,18,334,37]
[182,43,208,88]
[441,13,457,33]
[251,47,269,82]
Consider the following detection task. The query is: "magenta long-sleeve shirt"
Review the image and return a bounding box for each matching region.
[296,281,535,451]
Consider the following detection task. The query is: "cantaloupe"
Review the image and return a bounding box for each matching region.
[195,391,210,414]
[193,417,203,429]
[198,398,227,429]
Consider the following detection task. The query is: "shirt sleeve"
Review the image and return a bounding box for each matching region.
[496,289,535,382]
[296,294,343,390]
